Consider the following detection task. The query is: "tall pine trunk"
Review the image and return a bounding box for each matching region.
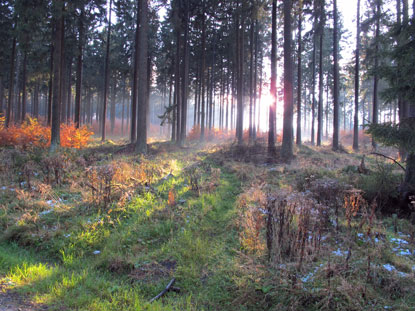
[372,0,381,149]
[131,1,139,143]
[200,4,206,141]
[50,0,64,151]
[332,0,340,150]
[317,0,324,147]
[249,20,254,142]
[281,0,294,160]
[296,3,303,146]
[101,0,112,141]
[5,36,16,128]
[74,7,84,128]
[353,0,361,150]
[135,0,149,153]
[268,0,277,153]
[21,52,28,122]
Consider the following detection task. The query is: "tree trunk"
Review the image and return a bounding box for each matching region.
[253,20,258,138]
[66,58,72,123]
[101,0,112,141]
[174,24,181,141]
[281,0,294,159]
[47,41,53,126]
[311,0,317,145]
[110,81,116,134]
[21,51,28,122]
[34,82,39,119]
[180,0,190,144]
[249,20,254,142]
[332,0,340,150]
[200,4,206,141]
[353,0,361,151]
[0,76,4,114]
[131,0,139,143]
[135,0,149,153]
[50,0,64,151]
[268,0,277,153]
[74,7,84,128]
[5,35,16,128]
[317,0,324,147]
[372,0,380,149]
[121,80,125,136]
[236,4,244,146]
[296,3,303,146]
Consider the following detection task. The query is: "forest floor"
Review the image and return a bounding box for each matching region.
[0,138,414,310]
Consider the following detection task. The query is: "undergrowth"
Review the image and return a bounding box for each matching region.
[0,140,413,311]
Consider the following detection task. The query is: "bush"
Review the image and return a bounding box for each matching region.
[0,117,93,149]
[358,163,401,211]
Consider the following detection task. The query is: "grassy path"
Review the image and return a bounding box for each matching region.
[0,147,244,311]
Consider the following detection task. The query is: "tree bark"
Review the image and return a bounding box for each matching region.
[180,0,190,144]
[101,0,112,141]
[281,0,294,159]
[317,0,324,147]
[21,51,28,122]
[311,0,317,145]
[74,7,84,128]
[34,82,39,119]
[249,19,254,142]
[135,0,149,153]
[47,40,54,126]
[353,0,361,151]
[131,0,139,143]
[50,0,64,151]
[296,2,303,146]
[0,76,4,114]
[5,36,16,128]
[200,3,206,141]
[268,0,277,153]
[332,0,340,150]
[66,57,72,123]
[110,81,116,134]
[372,0,381,149]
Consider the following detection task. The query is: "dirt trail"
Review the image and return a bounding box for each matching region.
[0,291,47,311]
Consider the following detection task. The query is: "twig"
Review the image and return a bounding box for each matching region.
[369,152,406,172]
[149,278,176,303]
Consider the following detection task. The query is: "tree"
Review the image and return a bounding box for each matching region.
[50,0,65,152]
[310,0,318,145]
[101,0,112,142]
[135,0,149,153]
[353,0,361,151]
[332,0,340,150]
[74,5,85,128]
[296,0,303,146]
[268,0,277,153]
[281,0,294,160]
[236,1,245,146]
[372,0,381,149]
[5,34,16,128]
[316,0,324,147]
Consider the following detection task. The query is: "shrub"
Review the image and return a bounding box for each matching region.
[0,117,93,149]
[266,190,328,266]
[187,125,235,141]
[357,163,401,212]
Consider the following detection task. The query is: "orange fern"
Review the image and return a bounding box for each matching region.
[0,117,93,149]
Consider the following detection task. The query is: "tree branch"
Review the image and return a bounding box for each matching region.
[149,278,176,303]
[370,152,406,172]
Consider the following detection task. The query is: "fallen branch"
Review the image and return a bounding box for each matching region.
[149,278,176,303]
[370,152,406,172]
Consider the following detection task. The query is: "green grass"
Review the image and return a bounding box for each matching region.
[0,145,243,310]
[1,142,414,310]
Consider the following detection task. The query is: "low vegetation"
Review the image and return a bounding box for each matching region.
[0,139,414,311]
